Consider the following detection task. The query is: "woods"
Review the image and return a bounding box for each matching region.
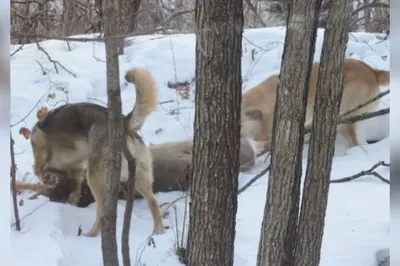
[9,0,390,264]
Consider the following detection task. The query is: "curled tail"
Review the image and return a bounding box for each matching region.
[374,69,390,86]
[124,67,159,131]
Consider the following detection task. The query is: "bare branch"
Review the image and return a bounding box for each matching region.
[330,161,390,184]
[339,89,389,118]
[35,41,76,77]
[10,44,25,56]
[238,165,271,195]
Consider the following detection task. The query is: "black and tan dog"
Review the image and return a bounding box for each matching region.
[30,67,165,237]
[17,137,257,207]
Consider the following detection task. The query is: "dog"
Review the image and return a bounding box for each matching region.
[17,137,257,207]
[240,58,390,154]
[30,67,165,237]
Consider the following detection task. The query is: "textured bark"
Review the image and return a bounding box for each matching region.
[293,1,351,265]
[256,0,322,265]
[186,0,243,264]
[101,0,123,265]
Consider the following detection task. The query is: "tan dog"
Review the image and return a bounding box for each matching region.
[241,58,390,154]
[30,67,165,237]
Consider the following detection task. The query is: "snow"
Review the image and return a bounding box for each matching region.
[10,27,389,266]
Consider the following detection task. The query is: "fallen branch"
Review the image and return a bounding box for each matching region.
[10,134,21,231]
[330,161,390,184]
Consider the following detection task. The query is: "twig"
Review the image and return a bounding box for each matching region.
[338,108,389,124]
[159,100,174,105]
[10,85,53,127]
[36,41,76,77]
[10,201,49,228]
[87,97,107,106]
[330,161,390,184]
[304,107,389,134]
[10,134,21,231]
[238,165,271,195]
[339,89,389,118]
[10,44,25,56]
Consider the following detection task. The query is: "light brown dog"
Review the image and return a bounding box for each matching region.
[149,137,257,192]
[30,67,165,237]
[240,58,390,154]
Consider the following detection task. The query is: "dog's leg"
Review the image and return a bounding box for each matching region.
[66,168,85,206]
[135,172,165,235]
[83,171,104,237]
[345,123,359,147]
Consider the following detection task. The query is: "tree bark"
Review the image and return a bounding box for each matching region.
[256,0,322,265]
[186,0,243,264]
[101,0,123,265]
[293,1,351,265]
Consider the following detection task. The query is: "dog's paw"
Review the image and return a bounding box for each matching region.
[41,170,62,188]
[67,191,81,206]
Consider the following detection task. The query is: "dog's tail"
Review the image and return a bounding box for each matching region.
[124,67,159,131]
[374,69,390,86]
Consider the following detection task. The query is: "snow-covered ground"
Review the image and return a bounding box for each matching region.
[10,27,390,266]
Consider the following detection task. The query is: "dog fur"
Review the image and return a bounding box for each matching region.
[30,67,165,237]
[18,137,257,207]
[240,58,390,154]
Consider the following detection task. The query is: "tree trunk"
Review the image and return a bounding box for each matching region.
[62,0,76,36]
[293,0,351,265]
[116,0,142,55]
[186,0,243,264]
[121,145,136,266]
[256,0,322,265]
[101,0,123,265]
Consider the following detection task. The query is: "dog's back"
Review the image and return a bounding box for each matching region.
[240,58,389,152]
[30,103,111,176]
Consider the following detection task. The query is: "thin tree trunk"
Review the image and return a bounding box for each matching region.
[121,144,136,266]
[10,134,21,231]
[101,0,123,264]
[256,0,322,265]
[186,0,243,264]
[293,0,351,265]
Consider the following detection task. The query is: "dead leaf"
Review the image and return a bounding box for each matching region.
[37,106,48,120]
[19,127,31,139]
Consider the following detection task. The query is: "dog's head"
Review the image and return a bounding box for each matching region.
[240,108,274,152]
[241,108,264,140]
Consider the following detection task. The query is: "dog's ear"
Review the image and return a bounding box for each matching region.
[245,109,263,120]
